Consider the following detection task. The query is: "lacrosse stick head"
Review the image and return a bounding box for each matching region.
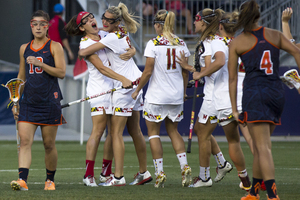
[2,78,25,105]
[194,41,205,72]
[283,69,300,90]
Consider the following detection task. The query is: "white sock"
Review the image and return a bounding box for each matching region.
[199,166,210,181]
[238,169,248,177]
[176,152,188,170]
[153,158,163,176]
[213,151,226,168]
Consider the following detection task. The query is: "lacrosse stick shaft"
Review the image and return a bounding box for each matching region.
[14,104,20,155]
[61,78,140,109]
[187,80,199,153]
[185,93,204,100]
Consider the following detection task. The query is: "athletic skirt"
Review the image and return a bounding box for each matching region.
[18,102,66,125]
[239,85,285,125]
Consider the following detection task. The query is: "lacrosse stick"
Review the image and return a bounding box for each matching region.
[187,41,205,153]
[1,78,25,154]
[280,69,300,90]
[61,78,140,108]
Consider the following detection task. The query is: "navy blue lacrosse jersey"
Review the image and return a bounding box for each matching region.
[239,27,285,124]
[19,39,65,125]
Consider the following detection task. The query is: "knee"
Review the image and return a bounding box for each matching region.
[43,140,56,153]
[20,137,32,147]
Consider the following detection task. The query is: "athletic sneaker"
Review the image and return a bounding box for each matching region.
[10,179,28,191]
[101,176,126,186]
[99,173,112,183]
[241,194,260,200]
[181,165,192,187]
[44,179,55,190]
[129,171,153,185]
[154,171,167,188]
[83,175,98,187]
[189,177,212,188]
[267,195,280,200]
[239,181,252,192]
[214,161,233,182]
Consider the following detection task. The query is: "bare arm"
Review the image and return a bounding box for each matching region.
[26,42,66,79]
[62,38,74,60]
[87,54,132,88]
[281,8,295,43]
[280,32,300,72]
[193,55,211,80]
[119,47,136,61]
[131,57,155,100]
[78,42,106,57]
[195,51,225,79]
[176,50,196,72]
[228,40,239,120]
[182,58,189,99]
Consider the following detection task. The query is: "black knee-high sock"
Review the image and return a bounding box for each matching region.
[250,178,263,196]
[19,168,29,183]
[264,179,277,198]
[46,169,56,182]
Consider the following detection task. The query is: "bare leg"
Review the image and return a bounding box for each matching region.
[110,115,128,177]
[127,111,147,173]
[194,118,217,167]
[18,123,37,168]
[239,124,254,154]
[222,121,246,171]
[211,135,221,155]
[41,125,58,171]
[86,114,107,161]
[103,116,113,161]
[165,118,185,154]
[146,120,162,159]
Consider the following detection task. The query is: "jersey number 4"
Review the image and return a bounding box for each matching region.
[260,50,273,75]
[166,48,176,70]
[29,57,43,74]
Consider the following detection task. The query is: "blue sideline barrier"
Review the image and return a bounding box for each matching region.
[0,67,299,136]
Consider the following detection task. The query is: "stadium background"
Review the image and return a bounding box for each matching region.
[0,0,299,140]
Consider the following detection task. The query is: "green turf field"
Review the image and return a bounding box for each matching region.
[0,140,299,200]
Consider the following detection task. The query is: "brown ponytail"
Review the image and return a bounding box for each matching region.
[200,8,224,41]
[235,0,260,32]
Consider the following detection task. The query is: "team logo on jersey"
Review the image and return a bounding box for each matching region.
[115,27,128,39]
[143,111,162,120]
[54,92,58,99]
[114,107,133,113]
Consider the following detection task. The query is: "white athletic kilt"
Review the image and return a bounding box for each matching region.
[198,99,218,124]
[112,89,143,116]
[217,106,242,126]
[143,99,184,123]
[88,93,113,116]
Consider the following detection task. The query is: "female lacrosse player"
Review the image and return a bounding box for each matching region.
[228,1,300,199]
[181,11,252,190]
[65,11,135,187]
[177,8,251,188]
[131,10,192,188]
[10,10,66,191]
[78,3,152,186]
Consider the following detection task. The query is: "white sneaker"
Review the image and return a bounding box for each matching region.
[154,171,167,188]
[189,177,212,188]
[99,173,112,183]
[129,171,153,185]
[101,176,126,187]
[181,165,192,187]
[214,161,233,182]
[83,176,98,187]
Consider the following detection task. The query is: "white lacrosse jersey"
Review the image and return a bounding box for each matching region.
[100,28,142,93]
[199,36,219,101]
[211,36,244,110]
[80,30,113,97]
[143,35,191,104]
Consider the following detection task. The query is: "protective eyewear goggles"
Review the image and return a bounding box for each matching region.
[101,13,120,24]
[30,20,48,28]
[76,13,95,29]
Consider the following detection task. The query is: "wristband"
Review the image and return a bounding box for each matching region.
[290,39,295,43]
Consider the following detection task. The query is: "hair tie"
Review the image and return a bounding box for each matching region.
[166,11,168,15]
